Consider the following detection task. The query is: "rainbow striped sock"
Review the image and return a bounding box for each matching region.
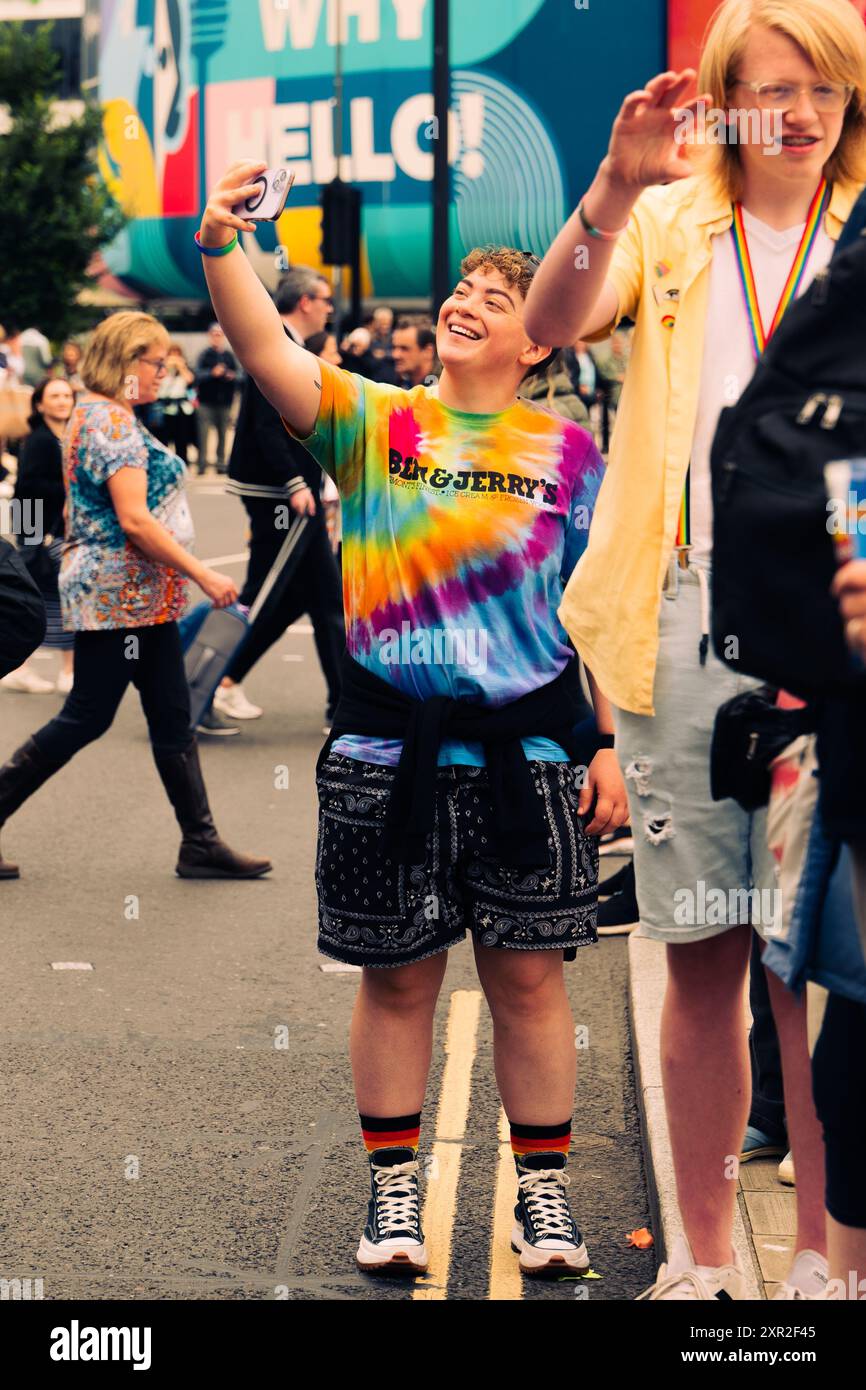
[360,1111,421,1158]
[510,1120,571,1165]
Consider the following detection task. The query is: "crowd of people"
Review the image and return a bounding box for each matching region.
[1,0,865,1307]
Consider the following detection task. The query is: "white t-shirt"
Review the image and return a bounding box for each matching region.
[689,209,834,564]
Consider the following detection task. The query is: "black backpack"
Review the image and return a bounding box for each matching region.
[711,231,866,699]
[0,537,46,678]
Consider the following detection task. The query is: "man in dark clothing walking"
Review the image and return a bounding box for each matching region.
[213,267,344,728]
[195,323,238,474]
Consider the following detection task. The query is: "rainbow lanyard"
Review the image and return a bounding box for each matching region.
[675,177,830,554]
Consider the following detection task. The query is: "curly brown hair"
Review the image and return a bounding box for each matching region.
[459,246,542,303]
[458,246,554,380]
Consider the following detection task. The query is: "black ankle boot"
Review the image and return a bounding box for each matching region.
[153,741,272,879]
[0,736,66,879]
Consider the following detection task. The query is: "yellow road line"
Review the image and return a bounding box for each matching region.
[413,989,482,1301]
[489,1107,523,1301]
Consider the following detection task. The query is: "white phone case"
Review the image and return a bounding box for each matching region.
[232,168,295,222]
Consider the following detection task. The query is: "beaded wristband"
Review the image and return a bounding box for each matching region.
[577,199,626,242]
[194,231,239,257]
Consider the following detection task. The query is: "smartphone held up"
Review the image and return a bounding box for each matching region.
[231,167,295,222]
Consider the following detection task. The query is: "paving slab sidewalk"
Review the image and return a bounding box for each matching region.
[628,935,795,1299]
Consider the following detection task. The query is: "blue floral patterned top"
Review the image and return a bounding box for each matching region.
[59,399,195,631]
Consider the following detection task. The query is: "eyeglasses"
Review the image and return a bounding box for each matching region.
[312,294,335,308]
[519,250,542,267]
[138,356,168,375]
[730,80,854,113]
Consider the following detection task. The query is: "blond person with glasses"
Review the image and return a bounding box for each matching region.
[527,0,866,1300]
[0,312,271,883]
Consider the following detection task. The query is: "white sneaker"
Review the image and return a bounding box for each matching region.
[55,669,74,695]
[636,1233,746,1301]
[778,1150,795,1185]
[773,1249,828,1300]
[1,664,56,693]
[213,683,263,720]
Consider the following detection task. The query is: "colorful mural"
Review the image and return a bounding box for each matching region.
[95,0,667,301]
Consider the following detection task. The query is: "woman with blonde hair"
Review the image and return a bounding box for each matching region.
[527,0,866,1299]
[1,377,77,695]
[0,311,271,882]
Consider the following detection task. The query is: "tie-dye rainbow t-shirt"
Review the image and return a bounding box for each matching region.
[288,363,604,766]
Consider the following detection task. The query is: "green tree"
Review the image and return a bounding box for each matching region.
[0,22,126,342]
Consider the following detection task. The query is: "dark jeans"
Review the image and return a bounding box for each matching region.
[227,499,345,708]
[31,622,192,764]
[748,930,787,1143]
[813,992,866,1228]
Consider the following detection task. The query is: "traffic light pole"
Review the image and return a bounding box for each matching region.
[432,0,450,315]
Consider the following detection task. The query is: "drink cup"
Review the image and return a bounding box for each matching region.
[824,458,866,565]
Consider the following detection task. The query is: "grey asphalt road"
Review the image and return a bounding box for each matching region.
[0,479,655,1302]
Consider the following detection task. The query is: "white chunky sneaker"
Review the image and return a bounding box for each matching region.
[636,1233,746,1301]
[773,1249,829,1300]
[213,683,263,720]
[511,1153,590,1277]
[356,1148,428,1275]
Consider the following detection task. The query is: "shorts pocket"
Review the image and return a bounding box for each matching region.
[315,758,407,921]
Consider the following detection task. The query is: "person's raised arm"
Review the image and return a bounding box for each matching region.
[525,71,705,347]
[197,161,323,438]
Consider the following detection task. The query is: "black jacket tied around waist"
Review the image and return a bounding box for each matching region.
[317,652,600,866]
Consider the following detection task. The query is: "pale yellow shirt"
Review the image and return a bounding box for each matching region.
[558,174,861,715]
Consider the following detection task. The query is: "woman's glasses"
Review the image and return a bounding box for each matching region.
[731,80,854,114]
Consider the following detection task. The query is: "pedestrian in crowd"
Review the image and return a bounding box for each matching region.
[0,325,25,385]
[57,340,84,391]
[390,317,438,388]
[526,0,866,1301]
[740,931,790,1171]
[0,327,11,475]
[519,349,589,424]
[369,304,394,360]
[19,327,53,388]
[302,329,342,368]
[153,342,197,465]
[782,182,866,1300]
[194,323,238,475]
[0,311,271,882]
[588,329,629,409]
[304,331,343,557]
[213,267,344,729]
[571,340,599,411]
[0,538,45,705]
[1,378,76,695]
[0,324,29,477]
[339,326,380,380]
[199,158,628,1278]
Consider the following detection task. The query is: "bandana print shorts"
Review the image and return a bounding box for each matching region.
[315,752,599,968]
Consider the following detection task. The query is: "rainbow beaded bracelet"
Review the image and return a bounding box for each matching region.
[194,231,239,257]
